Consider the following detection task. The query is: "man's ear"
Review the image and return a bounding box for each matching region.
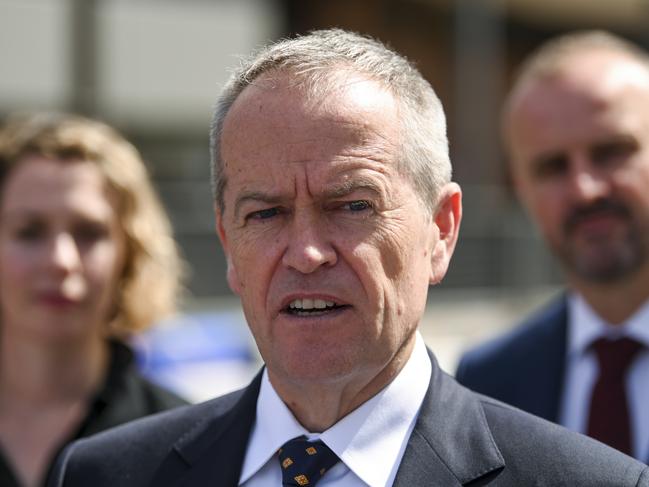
[215,205,242,296]
[429,182,462,285]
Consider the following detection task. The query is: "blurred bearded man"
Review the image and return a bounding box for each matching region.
[458,31,649,463]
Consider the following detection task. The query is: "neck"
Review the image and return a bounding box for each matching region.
[569,266,649,325]
[0,331,109,407]
[269,334,415,432]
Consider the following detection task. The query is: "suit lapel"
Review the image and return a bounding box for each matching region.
[394,351,505,486]
[149,372,262,487]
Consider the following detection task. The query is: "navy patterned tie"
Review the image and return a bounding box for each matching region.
[277,436,340,486]
[587,337,643,455]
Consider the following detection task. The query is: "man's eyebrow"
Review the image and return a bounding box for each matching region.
[232,179,384,217]
[323,178,383,199]
[234,192,284,219]
[529,150,566,174]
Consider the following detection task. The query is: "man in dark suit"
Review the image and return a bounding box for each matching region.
[49,29,649,486]
[457,31,649,463]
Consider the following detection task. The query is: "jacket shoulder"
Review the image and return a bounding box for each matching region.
[48,388,246,487]
[455,297,566,383]
[477,394,649,486]
[460,296,566,367]
[121,372,190,411]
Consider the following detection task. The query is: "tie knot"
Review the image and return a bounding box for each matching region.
[277,436,340,486]
[591,337,644,378]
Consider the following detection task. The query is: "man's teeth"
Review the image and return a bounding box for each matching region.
[289,299,336,310]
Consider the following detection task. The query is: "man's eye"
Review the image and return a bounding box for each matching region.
[591,140,637,167]
[15,224,45,241]
[248,207,280,220]
[345,200,372,212]
[533,155,568,180]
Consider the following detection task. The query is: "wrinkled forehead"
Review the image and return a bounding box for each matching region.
[222,71,401,161]
[218,70,407,214]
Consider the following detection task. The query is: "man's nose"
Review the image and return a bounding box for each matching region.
[568,162,610,203]
[282,211,337,274]
[49,233,81,273]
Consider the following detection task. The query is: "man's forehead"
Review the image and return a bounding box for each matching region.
[226,69,396,123]
[229,155,395,193]
[517,50,649,106]
[563,50,649,86]
[222,73,400,162]
[507,87,649,176]
[510,56,648,133]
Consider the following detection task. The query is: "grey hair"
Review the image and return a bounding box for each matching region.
[210,28,451,215]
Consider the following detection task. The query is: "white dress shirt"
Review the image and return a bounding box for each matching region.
[239,332,432,487]
[559,293,649,461]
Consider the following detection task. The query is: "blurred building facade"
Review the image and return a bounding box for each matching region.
[2,0,648,299]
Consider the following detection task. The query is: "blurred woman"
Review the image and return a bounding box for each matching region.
[0,113,188,487]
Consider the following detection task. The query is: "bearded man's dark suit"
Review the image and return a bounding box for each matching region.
[48,348,648,487]
[455,296,568,424]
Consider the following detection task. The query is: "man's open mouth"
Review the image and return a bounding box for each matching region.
[283,298,347,316]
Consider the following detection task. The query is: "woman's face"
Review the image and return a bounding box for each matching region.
[0,155,126,344]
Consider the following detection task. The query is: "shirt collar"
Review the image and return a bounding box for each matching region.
[239,332,431,486]
[567,293,649,357]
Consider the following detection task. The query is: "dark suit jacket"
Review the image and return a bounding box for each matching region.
[455,296,568,424]
[49,349,649,486]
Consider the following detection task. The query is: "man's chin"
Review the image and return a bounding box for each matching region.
[553,235,642,283]
[266,345,354,378]
[563,252,641,284]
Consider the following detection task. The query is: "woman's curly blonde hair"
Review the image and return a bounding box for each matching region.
[0,112,185,338]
